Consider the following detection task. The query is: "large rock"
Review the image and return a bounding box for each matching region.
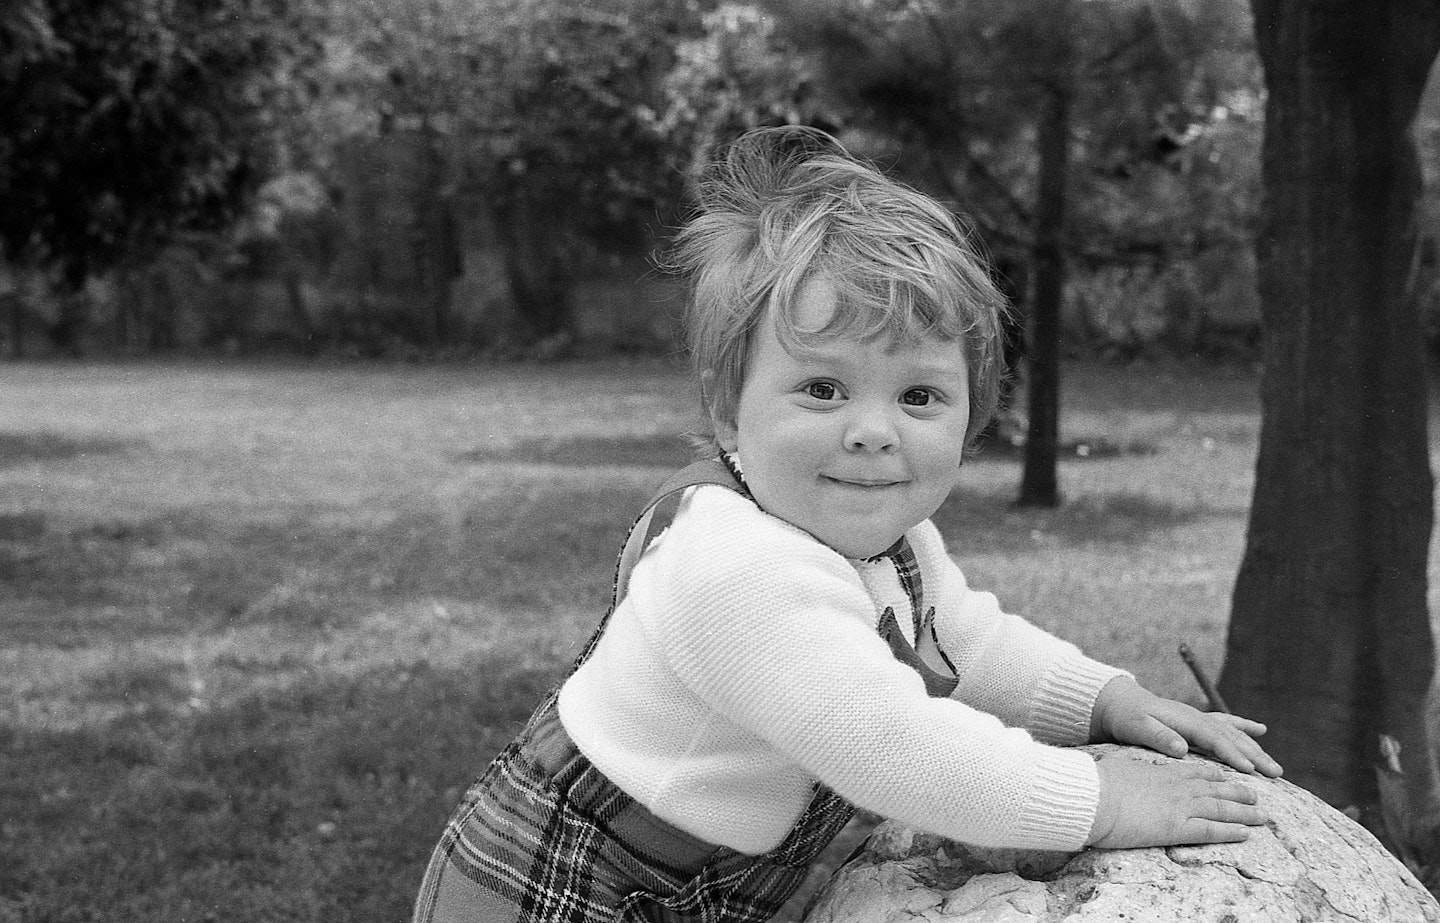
[804,745,1439,923]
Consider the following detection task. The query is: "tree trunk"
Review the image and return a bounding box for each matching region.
[1018,80,1071,507]
[149,266,177,352]
[1220,0,1440,837]
[494,175,572,345]
[7,292,21,358]
[283,268,318,353]
[418,124,460,346]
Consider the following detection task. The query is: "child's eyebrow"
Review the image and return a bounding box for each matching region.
[785,344,966,382]
[902,362,968,381]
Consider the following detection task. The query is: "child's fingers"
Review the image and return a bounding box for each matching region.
[1192,722,1284,778]
[1182,819,1255,844]
[1215,713,1268,737]
[1182,776,1267,843]
[1229,734,1283,777]
[1194,730,1257,774]
[1205,797,1266,825]
[1198,782,1262,815]
[1215,715,1284,775]
[1159,708,1283,777]
[1191,789,1266,830]
[1128,715,1191,758]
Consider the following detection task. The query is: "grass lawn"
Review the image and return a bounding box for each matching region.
[0,356,1426,922]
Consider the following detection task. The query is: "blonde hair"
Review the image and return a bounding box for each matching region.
[671,126,1011,457]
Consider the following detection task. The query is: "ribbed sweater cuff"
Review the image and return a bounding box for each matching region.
[1009,747,1100,852]
[1029,653,1131,745]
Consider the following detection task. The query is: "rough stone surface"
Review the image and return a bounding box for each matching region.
[803,745,1440,923]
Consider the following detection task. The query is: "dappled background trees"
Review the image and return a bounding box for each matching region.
[0,0,316,350]
[0,0,1275,364]
[7,0,1440,372]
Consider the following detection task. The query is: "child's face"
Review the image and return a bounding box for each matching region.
[716,278,970,559]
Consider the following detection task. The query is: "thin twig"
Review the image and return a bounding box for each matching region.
[1178,642,1231,714]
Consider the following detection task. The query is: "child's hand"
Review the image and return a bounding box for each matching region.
[1087,748,1268,849]
[1091,677,1283,778]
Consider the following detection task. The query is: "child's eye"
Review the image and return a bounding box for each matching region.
[901,388,936,406]
[805,381,840,401]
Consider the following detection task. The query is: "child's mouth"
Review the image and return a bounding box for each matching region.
[824,475,903,489]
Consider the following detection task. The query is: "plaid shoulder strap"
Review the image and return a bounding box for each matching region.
[571,458,743,672]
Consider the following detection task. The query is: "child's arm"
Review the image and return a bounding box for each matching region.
[916,522,1281,779]
[935,584,1124,744]
[1089,675,1284,777]
[913,524,1127,745]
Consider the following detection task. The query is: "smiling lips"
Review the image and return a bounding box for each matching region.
[824,475,906,489]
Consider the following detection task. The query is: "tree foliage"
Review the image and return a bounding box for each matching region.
[0,0,1276,357]
[656,3,829,186]
[0,0,315,292]
[0,0,62,80]
[773,0,1256,264]
[295,0,713,339]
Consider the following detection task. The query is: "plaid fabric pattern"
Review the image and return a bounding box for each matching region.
[412,461,944,923]
[884,537,928,642]
[876,606,957,699]
[412,689,857,923]
[878,537,958,691]
[615,787,855,923]
[414,691,719,923]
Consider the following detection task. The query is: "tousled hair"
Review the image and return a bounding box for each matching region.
[670,126,1011,457]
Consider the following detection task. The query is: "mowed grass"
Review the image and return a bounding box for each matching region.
[0,356,1417,922]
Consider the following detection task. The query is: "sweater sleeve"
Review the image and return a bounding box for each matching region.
[634,487,1100,852]
[907,520,1131,746]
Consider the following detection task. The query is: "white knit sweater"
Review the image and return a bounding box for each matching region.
[557,484,1127,856]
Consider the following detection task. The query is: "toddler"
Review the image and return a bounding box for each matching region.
[412,126,1282,923]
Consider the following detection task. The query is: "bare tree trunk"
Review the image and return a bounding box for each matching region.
[149,266,177,352]
[416,122,461,347]
[7,292,21,358]
[426,193,462,346]
[1018,79,1071,507]
[494,174,572,345]
[1220,0,1440,845]
[283,268,318,353]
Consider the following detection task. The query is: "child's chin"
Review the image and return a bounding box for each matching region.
[826,533,903,560]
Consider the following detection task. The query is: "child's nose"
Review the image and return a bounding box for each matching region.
[844,407,899,453]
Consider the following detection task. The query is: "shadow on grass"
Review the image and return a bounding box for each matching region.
[2,654,559,923]
[933,486,1202,555]
[258,482,655,615]
[0,430,141,469]
[967,433,1162,463]
[460,432,697,469]
[0,511,254,642]
[0,481,653,638]
[1,472,1199,646]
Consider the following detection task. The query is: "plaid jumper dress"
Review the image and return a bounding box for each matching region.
[412,459,958,923]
